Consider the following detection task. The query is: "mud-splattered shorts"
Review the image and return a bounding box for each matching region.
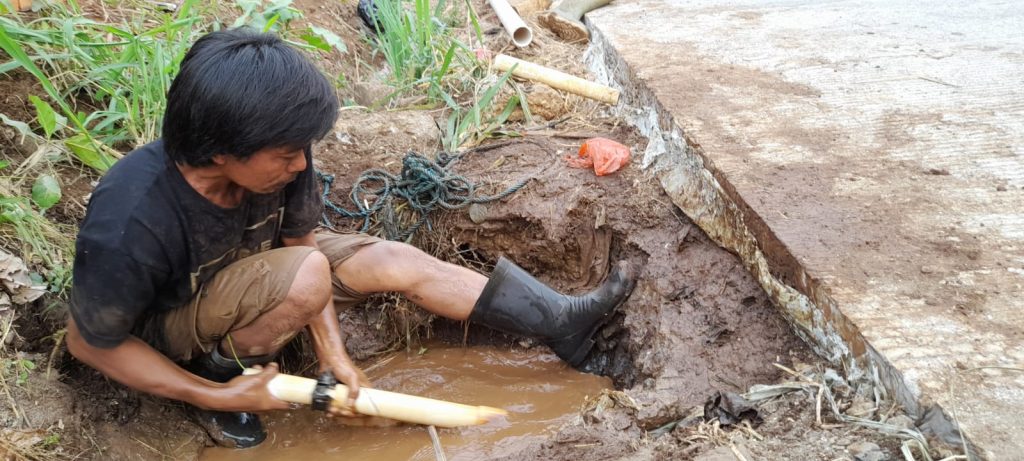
[158,231,382,362]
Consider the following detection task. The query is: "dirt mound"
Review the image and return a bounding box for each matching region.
[314,119,827,458]
[437,133,813,393]
[317,109,442,184]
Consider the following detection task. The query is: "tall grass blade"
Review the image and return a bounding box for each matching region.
[464,0,483,45]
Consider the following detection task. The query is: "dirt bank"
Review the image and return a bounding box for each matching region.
[317,110,921,460]
[315,112,815,400]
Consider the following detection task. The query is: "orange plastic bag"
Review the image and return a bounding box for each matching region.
[565,137,631,176]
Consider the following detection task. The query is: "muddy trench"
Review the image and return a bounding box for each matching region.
[300,112,819,459]
[432,136,811,394]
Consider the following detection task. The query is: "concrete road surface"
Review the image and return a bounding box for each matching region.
[585,1,1024,458]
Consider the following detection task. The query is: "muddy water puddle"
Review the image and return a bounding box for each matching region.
[202,342,611,460]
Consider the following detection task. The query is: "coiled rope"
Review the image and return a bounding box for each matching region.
[318,151,531,241]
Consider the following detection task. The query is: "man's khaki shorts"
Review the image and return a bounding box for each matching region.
[159,231,382,362]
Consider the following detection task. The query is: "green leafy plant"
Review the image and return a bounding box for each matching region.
[15,358,35,385]
[366,0,527,147]
[233,0,347,54]
[0,111,67,175]
[82,13,207,146]
[301,25,346,53]
[28,95,65,139]
[3,357,37,386]
[0,195,74,294]
[30,174,61,210]
[234,0,303,32]
[0,21,118,171]
[0,146,73,295]
[0,0,211,168]
[442,68,525,150]
[42,433,61,449]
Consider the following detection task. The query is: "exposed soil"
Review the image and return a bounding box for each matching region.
[0,1,925,461]
[0,70,40,130]
[315,114,917,460]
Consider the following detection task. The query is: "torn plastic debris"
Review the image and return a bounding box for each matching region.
[703,391,762,426]
[565,137,631,176]
[0,251,46,304]
[357,0,382,34]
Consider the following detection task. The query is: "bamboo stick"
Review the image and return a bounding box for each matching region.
[488,0,533,47]
[510,0,552,17]
[244,369,508,427]
[493,54,619,105]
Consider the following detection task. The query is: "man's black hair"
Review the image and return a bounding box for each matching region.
[162,28,339,166]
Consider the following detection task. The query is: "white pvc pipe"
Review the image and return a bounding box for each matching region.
[488,0,534,48]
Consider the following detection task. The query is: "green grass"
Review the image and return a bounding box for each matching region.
[370,0,478,97]
[1,0,347,160]
[0,0,209,161]
[0,194,74,297]
[369,0,530,150]
[234,0,348,54]
[442,67,522,150]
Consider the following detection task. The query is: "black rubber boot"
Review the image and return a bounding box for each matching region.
[470,257,636,367]
[188,347,273,449]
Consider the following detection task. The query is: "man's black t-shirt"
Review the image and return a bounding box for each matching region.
[69,140,322,350]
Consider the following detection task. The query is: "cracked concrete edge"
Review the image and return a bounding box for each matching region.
[583,22,864,385]
[583,21,979,457]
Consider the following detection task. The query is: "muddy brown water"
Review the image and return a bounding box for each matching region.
[200,341,610,461]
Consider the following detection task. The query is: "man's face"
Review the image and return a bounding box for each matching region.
[219,145,308,194]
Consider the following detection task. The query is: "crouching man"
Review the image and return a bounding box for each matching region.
[66,28,635,448]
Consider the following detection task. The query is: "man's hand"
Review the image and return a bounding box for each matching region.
[317,349,372,417]
[66,320,290,414]
[213,363,292,413]
[281,231,374,417]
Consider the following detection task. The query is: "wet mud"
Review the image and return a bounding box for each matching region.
[438,133,815,391]
[453,135,815,458]
[315,122,817,458]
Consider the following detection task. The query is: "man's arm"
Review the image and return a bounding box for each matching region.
[66,318,289,412]
[280,232,369,413]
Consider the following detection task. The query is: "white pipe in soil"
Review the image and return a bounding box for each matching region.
[494,54,620,105]
[488,0,534,47]
[245,369,508,427]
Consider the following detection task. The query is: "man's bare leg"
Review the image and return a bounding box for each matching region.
[335,241,487,321]
[226,251,333,357]
[334,240,636,367]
